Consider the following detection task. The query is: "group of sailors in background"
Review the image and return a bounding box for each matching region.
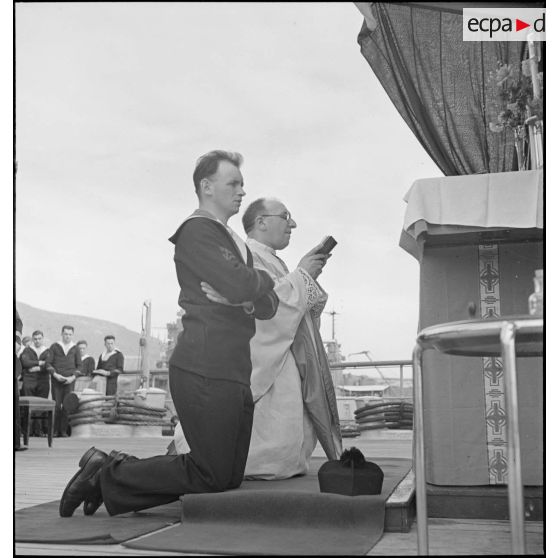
[17,325,124,438]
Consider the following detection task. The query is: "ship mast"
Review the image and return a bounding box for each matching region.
[140,300,151,387]
[326,309,339,341]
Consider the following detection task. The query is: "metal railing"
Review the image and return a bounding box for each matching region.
[121,359,414,400]
[330,359,413,399]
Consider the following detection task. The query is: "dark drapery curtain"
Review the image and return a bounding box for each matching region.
[357,2,528,175]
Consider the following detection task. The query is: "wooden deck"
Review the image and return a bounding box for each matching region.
[14,434,544,555]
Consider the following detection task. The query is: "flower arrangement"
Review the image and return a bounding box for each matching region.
[488,61,543,133]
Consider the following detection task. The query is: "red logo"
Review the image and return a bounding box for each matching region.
[516,18,530,31]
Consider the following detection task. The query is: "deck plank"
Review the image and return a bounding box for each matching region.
[370,518,544,555]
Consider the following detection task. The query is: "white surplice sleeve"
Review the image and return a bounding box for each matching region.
[296,267,328,321]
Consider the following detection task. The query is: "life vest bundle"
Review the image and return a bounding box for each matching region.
[353,400,414,431]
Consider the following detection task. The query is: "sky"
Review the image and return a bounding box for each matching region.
[13,2,445,363]
[6,1,556,547]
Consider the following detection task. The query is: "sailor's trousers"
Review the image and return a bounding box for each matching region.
[100,365,254,515]
[51,379,74,436]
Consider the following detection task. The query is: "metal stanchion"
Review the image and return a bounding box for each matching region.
[500,322,526,555]
[412,344,428,555]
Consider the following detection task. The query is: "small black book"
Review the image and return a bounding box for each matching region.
[316,236,337,255]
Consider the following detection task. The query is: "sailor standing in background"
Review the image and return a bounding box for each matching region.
[76,340,96,378]
[14,309,27,451]
[92,335,124,396]
[49,325,81,437]
[20,330,52,436]
[20,330,52,398]
[17,336,31,357]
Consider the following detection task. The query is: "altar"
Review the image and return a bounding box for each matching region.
[400,169,543,487]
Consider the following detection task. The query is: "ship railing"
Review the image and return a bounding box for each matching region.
[329,359,413,400]
[119,359,413,405]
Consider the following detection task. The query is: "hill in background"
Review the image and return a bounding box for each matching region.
[16,301,165,370]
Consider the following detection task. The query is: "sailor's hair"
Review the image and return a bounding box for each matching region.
[193,150,243,195]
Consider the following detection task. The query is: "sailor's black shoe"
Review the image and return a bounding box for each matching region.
[82,492,104,516]
[59,447,108,517]
[82,450,133,516]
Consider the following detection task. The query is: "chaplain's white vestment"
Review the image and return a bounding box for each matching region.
[244,238,328,479]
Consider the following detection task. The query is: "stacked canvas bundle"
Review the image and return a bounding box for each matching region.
[103,398,169,426]
[67,395,116,427]
[67,392,169,428]
[354,400,414,431]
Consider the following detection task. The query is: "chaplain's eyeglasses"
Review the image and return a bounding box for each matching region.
[259,212,293,222]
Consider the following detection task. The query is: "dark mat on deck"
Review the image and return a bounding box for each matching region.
[14,500,182,544]
[124,457,411,555]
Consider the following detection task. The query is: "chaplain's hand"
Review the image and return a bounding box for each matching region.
[93,369,110,377]
[298,248,329,280]
[200,282,253,312]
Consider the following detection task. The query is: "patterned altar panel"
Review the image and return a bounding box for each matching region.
[478,244,506,485]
